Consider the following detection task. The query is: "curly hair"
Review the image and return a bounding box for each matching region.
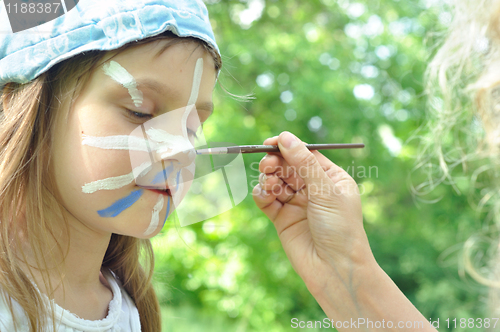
[414,0,500,312]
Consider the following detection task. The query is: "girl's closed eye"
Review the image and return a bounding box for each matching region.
[126,109,153,122]
[126,109,200,141]
[187,128,198,139]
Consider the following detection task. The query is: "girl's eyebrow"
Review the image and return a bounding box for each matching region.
[136,78,172,96]
[196,102,214,116]
[136,78,214,116]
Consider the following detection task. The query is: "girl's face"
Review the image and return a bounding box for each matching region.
[51,40,217,238]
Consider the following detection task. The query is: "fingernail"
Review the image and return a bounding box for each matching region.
[257,183,269,196]
[281,132,300,149]
[261,173,267,185]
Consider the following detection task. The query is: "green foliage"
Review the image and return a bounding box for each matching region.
[153,0,489,330]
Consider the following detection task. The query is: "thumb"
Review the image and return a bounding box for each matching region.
[277,131,329,188]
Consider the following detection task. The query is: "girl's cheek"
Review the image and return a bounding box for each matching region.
[78,150,132,188]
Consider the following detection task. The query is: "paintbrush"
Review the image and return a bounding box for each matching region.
[196,143,365,154]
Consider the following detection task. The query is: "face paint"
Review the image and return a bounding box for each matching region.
[145,127,195,160]
[164,196,171,225]
[89,57,209,229]
[136,59,203,227]
[102,61,144,108]
[175,169,182,188]
[186,161,195,176]
[151,162,174,185]
[181,58,204,138]
[82,134,157,152]
[82,161,151,194]
[143,194,164,236]
[172,170,184,208]
[187,58,204,105]
[98,189,144,218]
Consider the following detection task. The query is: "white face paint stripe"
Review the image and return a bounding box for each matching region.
[146,128,195,161]
[82,134,157,152]
[182,58,204,138]
[82,161,151,194]
[187,58,204,106]
[181,105,195,139]
[146,128,193,147]
[83,132,190,156]
[185,161,196,176]
[103,61,144,107]
[143,194,164,236]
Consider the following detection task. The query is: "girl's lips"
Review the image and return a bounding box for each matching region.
[145,188,171,196]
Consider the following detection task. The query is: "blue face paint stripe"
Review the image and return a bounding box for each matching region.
[164,170,180,224]
[98,189,144,218]
[175,170,181,190]
[163,196,171,225]
[151,161,174,185]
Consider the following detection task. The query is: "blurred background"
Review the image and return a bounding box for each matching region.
[154,0,488,330]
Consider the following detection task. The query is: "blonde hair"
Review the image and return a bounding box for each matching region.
[0,32,221,331]
[416,0,500,309]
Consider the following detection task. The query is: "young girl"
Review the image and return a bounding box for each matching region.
[0,0,221,331]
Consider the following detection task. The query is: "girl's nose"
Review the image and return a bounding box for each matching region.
[156,144,196,167]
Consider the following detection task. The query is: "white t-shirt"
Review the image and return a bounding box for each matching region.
[0,272,141,332]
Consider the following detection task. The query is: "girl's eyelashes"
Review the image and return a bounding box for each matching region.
[125,109,153,121]
[187,128,198,139]
[126,108,200,141]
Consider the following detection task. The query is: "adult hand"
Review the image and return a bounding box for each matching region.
[252,131,374,296]
[253,132,436,331]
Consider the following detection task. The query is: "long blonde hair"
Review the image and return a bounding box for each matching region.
[0,32,221,331]
[417,0,500,312]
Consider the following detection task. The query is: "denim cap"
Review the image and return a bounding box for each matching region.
[0,0,220,87]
